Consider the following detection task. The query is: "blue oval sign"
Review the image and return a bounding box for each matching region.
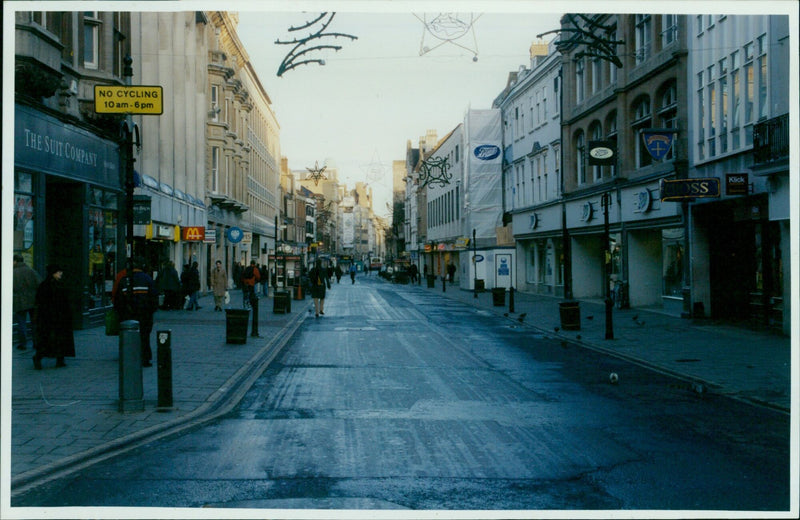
[473,254,484,262]
[226,226,243,244]
[473,145,501,161]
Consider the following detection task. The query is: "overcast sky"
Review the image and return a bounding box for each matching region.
[236,5,564,216]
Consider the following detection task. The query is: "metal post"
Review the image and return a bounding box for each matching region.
[156,329,173,411]
[602,193,614,340]
[122,55,135,301]
[509,253,515,313]
[119,320,143,412]
[472,229,478,298]
[442,272,446,292]
[250,291,260,337]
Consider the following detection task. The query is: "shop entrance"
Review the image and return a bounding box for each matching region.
[45,178,84,327]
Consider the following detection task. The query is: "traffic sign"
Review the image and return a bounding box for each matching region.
[94,85,163,115]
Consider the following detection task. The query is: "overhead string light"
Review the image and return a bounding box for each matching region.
[415,12,482,62]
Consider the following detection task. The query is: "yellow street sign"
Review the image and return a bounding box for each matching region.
[94,85,163,115]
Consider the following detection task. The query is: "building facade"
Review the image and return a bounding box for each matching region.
[494,40,564,296]
[14,10,131,328]
[559,13,690,314]
[687,14,791,334]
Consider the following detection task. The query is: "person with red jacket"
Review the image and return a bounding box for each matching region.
[241,259,261,309]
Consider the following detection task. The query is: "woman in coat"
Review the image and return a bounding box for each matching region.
[308,259,330,318]
[210,260,228,311]
[33,264,75,369]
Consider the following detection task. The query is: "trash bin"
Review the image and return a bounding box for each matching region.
[492,287,506,306]
[475,279,485,292]
[273,290,291,314]
[559,301,580,330]
[225,309,250,344]
[426,274,436,288]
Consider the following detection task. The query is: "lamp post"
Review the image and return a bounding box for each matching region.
[472,228,478,298]
[601,192,614,340]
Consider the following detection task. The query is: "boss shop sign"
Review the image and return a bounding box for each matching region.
[659,178,720,202]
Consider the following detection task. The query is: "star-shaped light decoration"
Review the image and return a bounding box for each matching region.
[306,160,327,186]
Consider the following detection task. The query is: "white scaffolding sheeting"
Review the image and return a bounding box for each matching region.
[464,108,503,241]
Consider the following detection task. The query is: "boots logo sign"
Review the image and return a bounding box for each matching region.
[182,226,205,242]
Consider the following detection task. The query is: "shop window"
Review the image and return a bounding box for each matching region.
[632,97,652,168]
[88,187,120,310]
[83,11,100,70]
[14,172,36,262]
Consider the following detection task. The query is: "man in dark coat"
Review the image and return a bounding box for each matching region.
[157,260,181,310]
[113,257,159,367]
[33,264,75,369]
[13,254,41,351]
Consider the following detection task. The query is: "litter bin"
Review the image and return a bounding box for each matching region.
[273,290,291,314]
[559,301,580,330]
[426,274,436,288]
[225,309,250,344]
[492,288,506,306]
[475,279,485,292]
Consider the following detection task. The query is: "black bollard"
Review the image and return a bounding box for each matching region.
[250,291,260,337]
[442,275,446,293]
[509,286,515,313]
[119,320,143,412]
[156,330,173,410]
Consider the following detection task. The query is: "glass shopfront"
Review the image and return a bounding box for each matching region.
[87,187,120,309]
[662,228,685,297]
[13,172,37,266]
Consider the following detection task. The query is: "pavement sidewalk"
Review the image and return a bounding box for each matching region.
[413,278,793,414]
[9,291,312,492]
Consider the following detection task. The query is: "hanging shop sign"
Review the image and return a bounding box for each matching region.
[641,128,676,161]
[132,195,151,225]
[588,140,616,165]
[659,178,720,201]
[241,231,252,244]
[726,173,749,196]
[182,226,205,242]
[204,228,217,244]
[226,226,243,244]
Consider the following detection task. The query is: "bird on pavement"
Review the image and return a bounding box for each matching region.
[554,326,560,332]
[586,315,594,320]
[576,334,582,340]
[503,312,509,317]
[517,313,527,323]
[632,314,638,321]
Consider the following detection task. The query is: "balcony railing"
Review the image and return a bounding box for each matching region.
[752,113,789,166]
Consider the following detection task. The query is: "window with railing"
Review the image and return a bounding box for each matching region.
[753,114,789,165]
[632,97,652,168]
[662,14,678,46]
[635,14,652,64]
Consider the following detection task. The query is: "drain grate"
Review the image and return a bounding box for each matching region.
[675,358,701,363]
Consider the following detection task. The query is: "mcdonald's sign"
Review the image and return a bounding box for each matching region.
[182,226,205,242]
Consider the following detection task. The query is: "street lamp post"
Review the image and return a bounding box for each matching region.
[472,228,478,298]
[601,192,614,340]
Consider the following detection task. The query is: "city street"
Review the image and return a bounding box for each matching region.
[12,276,790,513]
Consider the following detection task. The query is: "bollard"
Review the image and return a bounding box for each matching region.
[119,320,144,412]
[442,275,446,293]
[250,291,261,337]
[509,286,515,313]
[156,329,173,411]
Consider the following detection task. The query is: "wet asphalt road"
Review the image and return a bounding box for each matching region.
[13,277,790,513]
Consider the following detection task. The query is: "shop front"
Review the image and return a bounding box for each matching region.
[14,103,121,329]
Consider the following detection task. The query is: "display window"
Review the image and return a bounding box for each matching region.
[87,187,120,309]
[662,228,685,297]
[14,172,36,265]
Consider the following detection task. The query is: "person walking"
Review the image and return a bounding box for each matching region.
[334,263,343,284]
[210,260,228,311]
[309,259,331,317]
[112,257,158,367]
[408,263,418,284]
[240,260,260,309]
[32,264,75,369]
[157,260,181,310]
[13,254,41,351]
[349,263,357,284]
[447,262,456,283]
[185,261,201,310]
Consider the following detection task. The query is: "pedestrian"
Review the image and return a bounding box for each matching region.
[334,263,343,284]
[156,260,181,310]
[185,261,201,310]
[240,259,260,309]
[32,264,75,369]
[210,260,228,311]
[408,263,418,284]
[309,258,331,317]
[112,256,158,367]
[349,263,357,284]
[447,262,456,283]
[13,254,41,351]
